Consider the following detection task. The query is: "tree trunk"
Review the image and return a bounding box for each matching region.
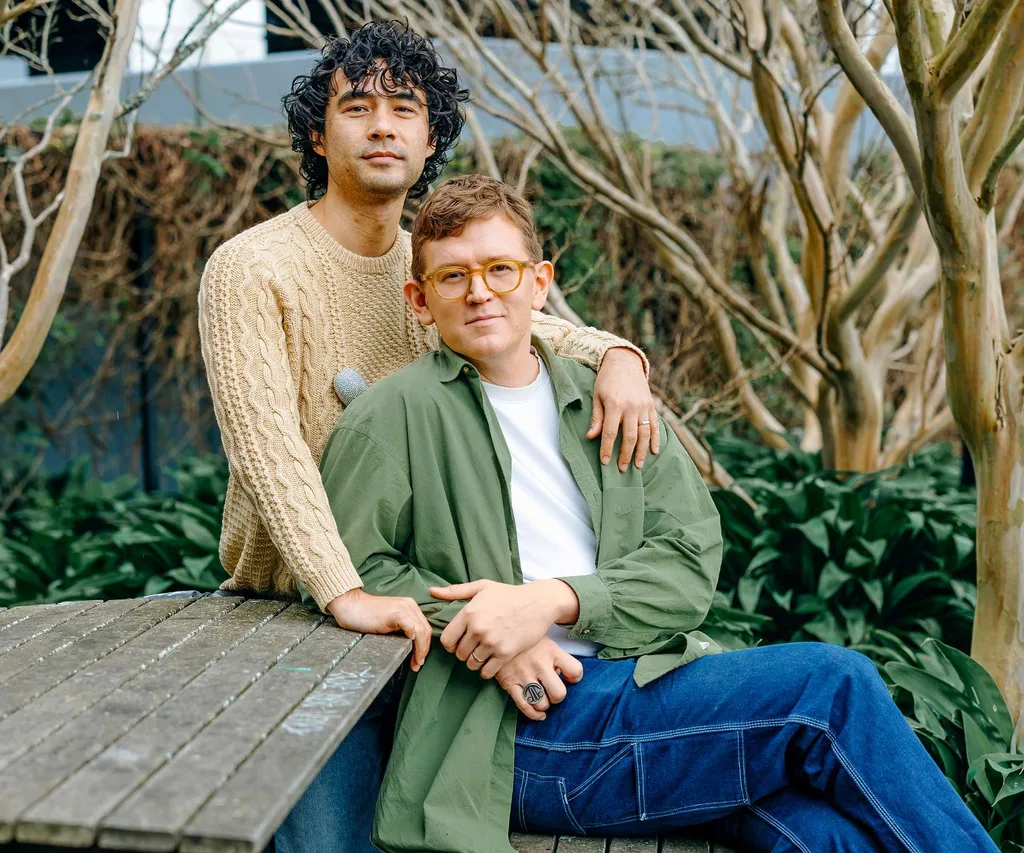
[971,428,1024,722]
[817,372,884,471]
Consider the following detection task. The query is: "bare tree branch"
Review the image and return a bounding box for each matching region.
[931,0,1021,102]
[817,0,925,199]
[0,0,53,27]
[0,0,142,402]
[980,112,1024,210]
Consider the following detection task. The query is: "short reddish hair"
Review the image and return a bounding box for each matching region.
[410,175,543,279]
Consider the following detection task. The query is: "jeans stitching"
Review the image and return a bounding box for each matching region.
[515,769,527,832]
[635,797,749,822]
[518,769,586,837]
[829,734,923,853]
[559,778,587,836]
[749,805,813,853]
[514,714,829,750]
[565,744,633,799]
[519,713,922,853]
[737,730,749,804]
[635,743,646,820]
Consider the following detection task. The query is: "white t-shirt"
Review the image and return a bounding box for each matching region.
[482,355,602,657]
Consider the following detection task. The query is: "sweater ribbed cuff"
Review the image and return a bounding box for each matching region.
[301,557,364,613]
[602,342,650,378]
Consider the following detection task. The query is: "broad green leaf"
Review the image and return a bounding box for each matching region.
[747,548,781,574]
[818,561,851,599]
[180,516,219,551]
[803,611,844,645]
[885,662,968,720]
[860,578,884,612]
[737,575,766,614]
[795,517,829,555]
[930,640,1014,745]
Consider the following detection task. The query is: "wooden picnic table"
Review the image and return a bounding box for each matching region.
[0,597,736,853]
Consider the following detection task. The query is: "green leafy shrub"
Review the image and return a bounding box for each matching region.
[0,455,227,605]
[708,439,976,653]
[867,634,1023,851]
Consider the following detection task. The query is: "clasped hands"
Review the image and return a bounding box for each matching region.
[429,578,584,721]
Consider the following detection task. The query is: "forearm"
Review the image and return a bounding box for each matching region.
[198,252,361,608]
[531,311,649,376]
[357,556,466,634]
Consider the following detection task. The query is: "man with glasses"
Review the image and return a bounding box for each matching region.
[318,174,998,853]
[198,19,656,853]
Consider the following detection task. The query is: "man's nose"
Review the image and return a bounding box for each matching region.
[465,272,491,303]
[368,105,396,139]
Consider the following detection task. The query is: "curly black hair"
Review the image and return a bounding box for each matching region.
[282,20,469,201]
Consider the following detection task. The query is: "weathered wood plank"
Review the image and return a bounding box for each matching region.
[660,839,712,852]
[510,833,558,853]
[0,600,145,686]
[178,633,410,853]
[556,838,607,852]
[0,602,78,632]
[0,602,64,630]
[0,596,238,792]
[0,598,192,721]
[99,622,367,853]
[608,839,659,852]
[0,601,101,655]
[13,602,317,847]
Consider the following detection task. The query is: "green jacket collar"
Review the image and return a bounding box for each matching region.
[436,336,584,412]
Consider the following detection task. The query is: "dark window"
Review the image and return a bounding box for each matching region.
[264,2,351,53]
[11,2,107,77]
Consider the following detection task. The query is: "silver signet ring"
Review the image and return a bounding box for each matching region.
[522,682,546,705]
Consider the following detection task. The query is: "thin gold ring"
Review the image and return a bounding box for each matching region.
[470,651,486,663]
[640,420,651,426]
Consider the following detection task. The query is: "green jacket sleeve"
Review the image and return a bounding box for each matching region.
[557,419,723,650]
[319,425,464,632]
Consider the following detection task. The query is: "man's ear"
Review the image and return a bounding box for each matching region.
[311,130,325,157]
[404,279,435,326]
[531,261,554,312]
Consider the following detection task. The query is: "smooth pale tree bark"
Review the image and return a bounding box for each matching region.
[819,0,1024,714]
[0,0,250,404]
[0,0,142,405]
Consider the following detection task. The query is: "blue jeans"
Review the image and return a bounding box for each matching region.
[273,671,403,853]
[512,643,996,852]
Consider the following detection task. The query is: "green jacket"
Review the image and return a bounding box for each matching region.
[319,338,724,853]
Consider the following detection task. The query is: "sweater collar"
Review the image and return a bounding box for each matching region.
[291,201,410,276]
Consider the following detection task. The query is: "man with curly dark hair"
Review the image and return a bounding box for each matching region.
[198,18,658,853]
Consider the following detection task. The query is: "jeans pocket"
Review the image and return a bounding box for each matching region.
[639,730,747,822]
[564,744,642,831]
[513,769,585,836]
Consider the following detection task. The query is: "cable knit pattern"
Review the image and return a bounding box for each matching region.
[198,201,648,611]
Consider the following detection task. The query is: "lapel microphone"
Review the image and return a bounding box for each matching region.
[333,368,370,406]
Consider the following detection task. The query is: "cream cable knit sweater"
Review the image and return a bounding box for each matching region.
[198,201,647,611]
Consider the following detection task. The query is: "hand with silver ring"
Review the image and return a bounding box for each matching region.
[522,682,546,706]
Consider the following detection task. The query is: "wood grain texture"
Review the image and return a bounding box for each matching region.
[0,598,191,722]
[178,633,411,853]
[0,599,144,686]
[660,838,714,852]
[99,621,364,853]
[10,599,288,847]
[12,602,318,849]
[0,601,100,655]
[608,839,660,852]
[510,833,558,853]
[555,838,608,852]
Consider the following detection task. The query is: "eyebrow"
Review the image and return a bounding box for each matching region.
[337,88,424,107]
